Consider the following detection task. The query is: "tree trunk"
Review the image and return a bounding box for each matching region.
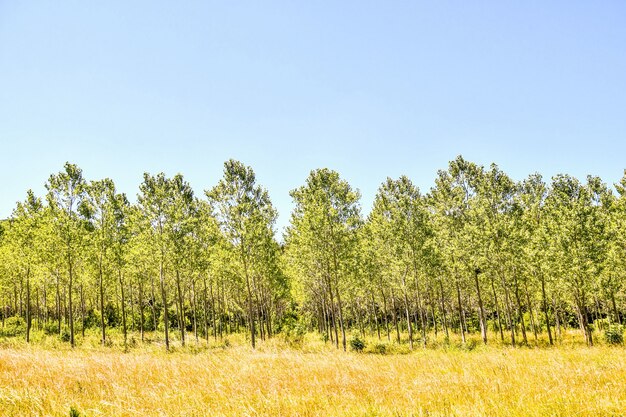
[175,269,185,346]
[80,283,85,339]
[455,275,465,344]
[334,281,347,351]
[401,273,413,350]
[99,256,106,345]
[391,287,401,343]
[138,276,145,342]
[473,269,487,344]
[439,279,449,340]
[159,257,169,351]
[490,275,504,342]
[513,274,528,345]
[540,273,553,345]
[413,267,427,348]
[119,270,127,345]
[25,267,31,343]
[68,253,75,348]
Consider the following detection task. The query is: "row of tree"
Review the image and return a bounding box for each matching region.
[0,157,624,350]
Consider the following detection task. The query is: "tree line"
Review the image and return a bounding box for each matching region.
[0,156,624,350]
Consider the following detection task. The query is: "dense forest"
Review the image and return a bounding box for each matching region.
[0,156,624,350]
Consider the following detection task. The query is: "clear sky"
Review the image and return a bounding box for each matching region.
[1,1,625,234]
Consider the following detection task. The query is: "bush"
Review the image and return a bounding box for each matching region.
[370,342,387,354]
[60,326,71,342]
[1,316,25,336]
[604,324,624,345]
[280,315,307,347]
[349,334,366,352]
[43,321,60,335]
[84,308,101,329]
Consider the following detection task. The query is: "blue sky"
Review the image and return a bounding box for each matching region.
[1,1,625,233]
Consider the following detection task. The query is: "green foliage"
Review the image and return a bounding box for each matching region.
[60,326,71,342]
[1,316,25,337]
[349,334,366,352]
[1,157,626,354]
[604,325,624,345]
[280,313,308,347]
[69,406,81,417]
[43,321,60,336]
[367,342,387,354]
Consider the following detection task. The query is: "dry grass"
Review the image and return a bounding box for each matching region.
[0,333,625,416]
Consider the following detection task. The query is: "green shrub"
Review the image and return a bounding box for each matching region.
[604,324,624,345]
[371,342,387,354]
[349,334,366,352]
[280,316,307,347]
[60,326,71,342]
[43,321,60,335]
[1,316,25,336]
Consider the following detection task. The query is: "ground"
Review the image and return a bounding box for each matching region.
[0,332,624,416]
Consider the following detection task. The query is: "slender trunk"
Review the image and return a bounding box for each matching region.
[203,276,210,342]
[175,269,185,346]
[438,279,449,340]
[138,276,145,342]
[334,281,347,351]
[371,291,381,340]
[327,278,338,347]
[160,257,169,350]
[502,275,516,347]
[524,279,538,344]
[429,289,438,339]
[80,283,85,339]
[68,253,75,348]
[490,275,504,342]
[321,292,330,342]
[25,267,31,343]
[99,256,106,345]
[191,279,198,343]
[36,286,41,331]
[56,270,61,335]
[611,290,621,325]
[381,287,391,341]
[401,271,413,350]
[541,274,553,345]
[513,274,528,345]
[119,269,127,345]
[413,267,427,348]
[455,275,465,344]
[43,285,48,326]
[473,269,487,344]
[129,279,135,332]
[391,287,401,344]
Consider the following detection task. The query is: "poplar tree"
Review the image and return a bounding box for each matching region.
[285,168,361,351]
[45,163,88,347]
[207,160,278,348]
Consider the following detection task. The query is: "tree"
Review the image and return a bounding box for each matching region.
[83,178,124,345]
[207,160,279,348]
[45,163,88,347]
[4,190,44,342]
[285,168,361,351]
[368,176,431,349]
[138,173,174,350]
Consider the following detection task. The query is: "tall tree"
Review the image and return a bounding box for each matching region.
[207,160,279,348]
[285,168,361,351]
[45,163,88,347]
[369,176,431,348]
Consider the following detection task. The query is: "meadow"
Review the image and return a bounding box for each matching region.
[1,330,625,417]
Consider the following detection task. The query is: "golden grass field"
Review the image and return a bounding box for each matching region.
[0,332,625,417]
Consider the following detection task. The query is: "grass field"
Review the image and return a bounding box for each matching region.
[0,332,625,417]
